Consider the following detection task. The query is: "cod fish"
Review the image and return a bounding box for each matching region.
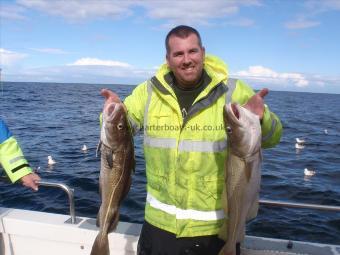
[219,103,262,255]
[90,89,134,255]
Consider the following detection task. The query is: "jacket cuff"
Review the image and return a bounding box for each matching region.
[10,166,33,183]
[0,137,33,183]
[261,105,271,135]
[261,105,282,148]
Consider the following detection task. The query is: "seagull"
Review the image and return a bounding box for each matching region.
[304,168,316,176]
[47,155,56,165]
[81,144,88,152]
[324,129,328,135]
[295,143,305,149]
[296,138,305,144]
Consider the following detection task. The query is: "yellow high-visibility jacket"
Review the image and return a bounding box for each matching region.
[0,118,32,183]
[124,55,282,237]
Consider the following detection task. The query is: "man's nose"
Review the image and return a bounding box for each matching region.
[183,53,192,65]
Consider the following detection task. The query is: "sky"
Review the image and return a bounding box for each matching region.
[1,0,340,94]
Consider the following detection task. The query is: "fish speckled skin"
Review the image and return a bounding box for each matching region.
[90,99,134,255]
[219,103,262,255]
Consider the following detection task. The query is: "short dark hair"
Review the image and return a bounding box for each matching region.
[165,25,203,53]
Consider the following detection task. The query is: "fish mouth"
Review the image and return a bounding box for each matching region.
[231,104,240,119]
[104,103,124,122]
[224,103,241,127]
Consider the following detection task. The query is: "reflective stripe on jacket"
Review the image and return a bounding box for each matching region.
[124,55,282,237]
[0,119,32,183]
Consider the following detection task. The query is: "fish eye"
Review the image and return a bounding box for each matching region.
[117,123,124,130]
[226,126,232,134]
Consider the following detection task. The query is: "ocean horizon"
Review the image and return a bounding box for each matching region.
[2,80,340,95]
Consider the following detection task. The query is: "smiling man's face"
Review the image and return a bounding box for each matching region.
[166,33,205,88]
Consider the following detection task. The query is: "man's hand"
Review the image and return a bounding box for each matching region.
[101,88,126,114]
[21,172,41,191]
[101,88,124,112]
[244,88,268,120]
[101,88,121,104]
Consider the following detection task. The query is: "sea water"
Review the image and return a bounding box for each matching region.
[0,82,339,244]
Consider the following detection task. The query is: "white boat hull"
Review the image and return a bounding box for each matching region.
[0,207,339,255]
[0,207,139,255]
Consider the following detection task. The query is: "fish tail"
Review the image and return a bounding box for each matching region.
[90,232,110,255]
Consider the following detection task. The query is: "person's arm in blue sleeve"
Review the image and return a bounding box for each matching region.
[0,118,40,191]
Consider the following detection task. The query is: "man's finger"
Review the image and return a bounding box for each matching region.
[101,88,121,103]
[32,183,39,191]
[257,88,269,98]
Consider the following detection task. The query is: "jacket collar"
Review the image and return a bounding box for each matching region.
[150,55,229,125]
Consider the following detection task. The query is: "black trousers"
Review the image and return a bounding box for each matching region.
[137,221,238,255]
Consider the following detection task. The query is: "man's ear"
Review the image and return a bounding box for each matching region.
[166,53,169,65]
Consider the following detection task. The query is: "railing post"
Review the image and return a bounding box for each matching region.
[37,181,80,224]
[0,177,80,224]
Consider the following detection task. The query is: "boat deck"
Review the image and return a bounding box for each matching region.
[243,235,340,255]
[1,207,339,255]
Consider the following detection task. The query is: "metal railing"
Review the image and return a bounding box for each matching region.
[260,199,340,212]
[37,180,79,224]
[0,177,79,224]
[2,177,339,225]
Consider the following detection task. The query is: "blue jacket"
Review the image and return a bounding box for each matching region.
[0,118,32,183]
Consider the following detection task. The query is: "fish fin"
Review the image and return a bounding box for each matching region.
[218,244,235,255]
[246,199,259,222]
[96,208,101,227]
[106,152,114,169]
[122,177,132,199]
[218,219,228,241]
[90,232,110,255]
[218,187,228,241]
[96,140,102,157]
[131,141,136,174]
[132,156,136,174]
[108,209,120,233]
[221,186,228,214]
[245,153,261,182]
[97,188,103,227]
[245,163,253,183]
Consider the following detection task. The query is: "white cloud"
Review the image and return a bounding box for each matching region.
[304,0,340,13]
[16,0,261,25]
[29,48,69,54]
[2,61,339,93]
[224,18,255,27]
[3,64,153,85]
[0,4,26,20]
[141,1,239,25]
[17,0,134,21]
[234,65,309,88]
[285,0,340,30]
[68,58,132,68]
[285,18,320,29]
[0,48,27,66]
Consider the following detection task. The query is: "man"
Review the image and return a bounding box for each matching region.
[102,25,282,255]
[0,118,40,191]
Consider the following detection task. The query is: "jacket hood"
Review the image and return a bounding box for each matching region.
[154,54,229,92]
